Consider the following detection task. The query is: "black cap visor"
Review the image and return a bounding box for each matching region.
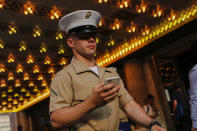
[67,25,97,36]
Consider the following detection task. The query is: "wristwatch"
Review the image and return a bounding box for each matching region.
[149,120,161,129]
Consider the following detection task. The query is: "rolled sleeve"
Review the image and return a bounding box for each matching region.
[49,72,73,113]
[118,79,133,107]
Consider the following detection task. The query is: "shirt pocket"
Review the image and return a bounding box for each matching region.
[71,81,92,106]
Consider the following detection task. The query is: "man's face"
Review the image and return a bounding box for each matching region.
[67,32,97,58]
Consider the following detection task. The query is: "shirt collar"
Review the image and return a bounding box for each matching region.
[71,57,112,78]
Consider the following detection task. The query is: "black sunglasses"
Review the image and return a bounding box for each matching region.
[75,33,98,40]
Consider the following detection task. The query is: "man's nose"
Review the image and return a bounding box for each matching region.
[88,37,96,43]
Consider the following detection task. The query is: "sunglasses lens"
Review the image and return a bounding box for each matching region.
[76,33,97,40]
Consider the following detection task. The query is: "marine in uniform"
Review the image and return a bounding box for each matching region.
[49,10,165,131]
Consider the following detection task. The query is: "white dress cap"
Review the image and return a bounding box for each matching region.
[58,10,101,33]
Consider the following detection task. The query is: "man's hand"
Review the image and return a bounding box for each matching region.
[151,125,166,131]
[87,82,120,107]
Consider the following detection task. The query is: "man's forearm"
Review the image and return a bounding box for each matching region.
[50,97,96,128]
[124,100,153,128]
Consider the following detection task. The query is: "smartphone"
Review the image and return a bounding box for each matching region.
[104,76,120,86]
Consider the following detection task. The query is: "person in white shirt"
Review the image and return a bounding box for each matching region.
[143,94,158,119]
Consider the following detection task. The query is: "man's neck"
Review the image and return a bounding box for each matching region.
[74,54,96,67]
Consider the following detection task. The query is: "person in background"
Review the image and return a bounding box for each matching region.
[188,42,197,131]
[49,10,166,131]
[172,84,191,131]
[143,94,158,120]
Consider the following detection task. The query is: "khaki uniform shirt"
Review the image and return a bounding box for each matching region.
[49,58,133,131]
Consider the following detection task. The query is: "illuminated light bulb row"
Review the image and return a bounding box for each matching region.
[4,55,67,71]
[97,2,197,67]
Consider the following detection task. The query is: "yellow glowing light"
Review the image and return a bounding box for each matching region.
[14,93,19,98]
[23,73,30,81]
[44,55,52,65]
[8,87,13,93]
[56,31,64,40]
[136,1,147,14]
[49,6,62,20]
[33,86,38,92]
[2,91,6,97]
[0,0,5,9]
[21,88,26,93]
[41,80,47,87]
[8,96,12,102]
[26,91,30,97]
[13,99,18,105]
[0,39,4,49]
[38,75,44,81]
[26,54,34,64]
[8,23,17,35]
[0,64,6,73]
[33,25,42,37]
[33,64,40,74]
[127,22,136,33]
[7,53,15,63]
[8,72,14,81]
[19,97,23,102]
[60,57,67,66]
[19,41,27,51]
[98,0,102,3]
[152,5,163,18]
[2,101,7,106]
[48,67,55,74]
[58,44,65,54]
[112,19,121,30]
[23,1,35,15]
[40,43,47,53]
[28,81,34,87]
[16,63,23,73]
[0,79,6,87]
[15,79,21,87]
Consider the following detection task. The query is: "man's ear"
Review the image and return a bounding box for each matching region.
[67,37,74,48]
